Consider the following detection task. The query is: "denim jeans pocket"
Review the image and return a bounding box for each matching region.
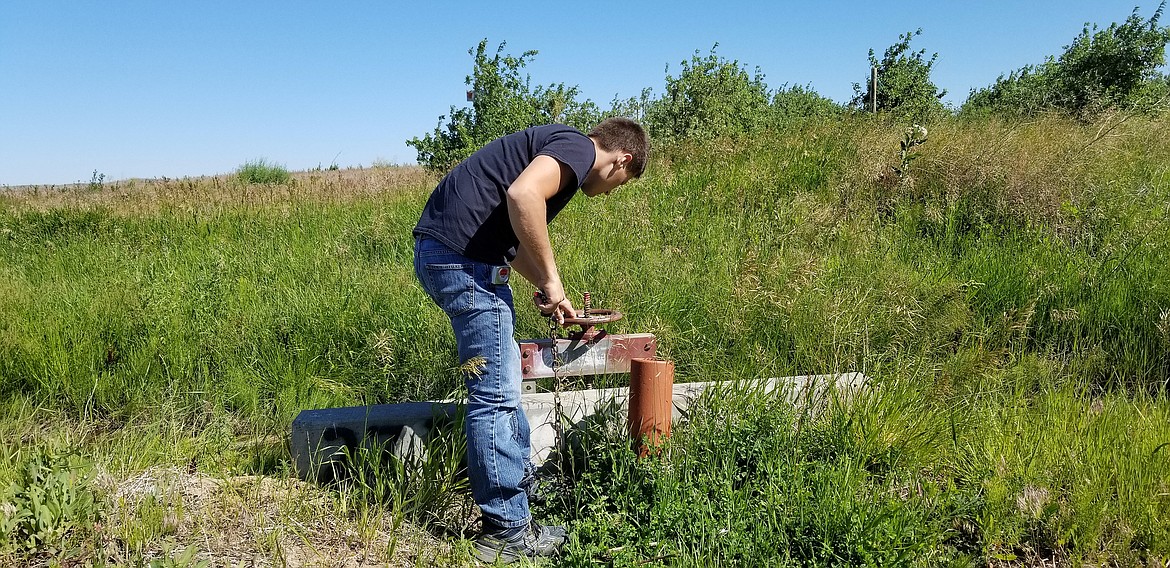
[424,263,475,317]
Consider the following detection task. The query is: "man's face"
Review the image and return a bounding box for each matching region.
[581,156,633,197]
[581,170,629,197]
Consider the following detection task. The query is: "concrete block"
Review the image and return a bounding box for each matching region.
[290,373,866,481]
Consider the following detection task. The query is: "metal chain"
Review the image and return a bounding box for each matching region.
[548,313,565,457]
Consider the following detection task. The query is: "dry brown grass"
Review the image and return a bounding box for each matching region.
[917,115,1106,224]
[0,166,437,216]
[839,112,1170,233]
[96,467,466,567]
[0,401,474,567]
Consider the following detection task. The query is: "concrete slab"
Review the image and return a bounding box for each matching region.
[290,373,866,482]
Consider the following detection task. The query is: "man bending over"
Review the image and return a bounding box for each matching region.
[412,117,649,563]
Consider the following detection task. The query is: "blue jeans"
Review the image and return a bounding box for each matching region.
[413,237,533,529]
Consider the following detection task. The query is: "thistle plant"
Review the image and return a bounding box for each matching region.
[893,123,928,177]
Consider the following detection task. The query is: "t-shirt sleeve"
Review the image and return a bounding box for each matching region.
[536,131,596,190]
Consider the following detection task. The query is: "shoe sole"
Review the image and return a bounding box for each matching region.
[471,537,565,564]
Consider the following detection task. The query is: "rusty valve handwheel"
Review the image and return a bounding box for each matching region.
[561,308,623,327]
[536,291,622,337]
[561,308,622,340]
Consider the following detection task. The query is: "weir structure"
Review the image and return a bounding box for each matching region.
[289,298,866,482]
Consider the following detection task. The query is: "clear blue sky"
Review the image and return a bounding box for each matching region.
[1,1,1165,186]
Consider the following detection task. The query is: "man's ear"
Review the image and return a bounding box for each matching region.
[617,152,633,169]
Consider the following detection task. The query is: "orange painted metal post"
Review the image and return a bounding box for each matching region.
[628,358,674,457]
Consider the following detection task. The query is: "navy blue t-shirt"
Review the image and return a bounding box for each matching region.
[413,124,596,264]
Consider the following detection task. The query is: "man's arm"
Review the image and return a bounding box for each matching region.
[506,155,575,323]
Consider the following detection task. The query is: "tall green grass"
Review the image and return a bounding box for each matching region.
[0,197,457,424]
[2,114,1169,564]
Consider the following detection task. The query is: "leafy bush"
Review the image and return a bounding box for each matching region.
[1053,3,1170,112]
[852,29,947,123]
[961,65,1060,118]
[963,2,1170,117]
[407,39,601,172]
[409,41,842,159]
[643,46,772,142]
[605,87,656,124]
[771,84,846,124]
[235,158,291,185]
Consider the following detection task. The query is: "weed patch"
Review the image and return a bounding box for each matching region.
[235,158,291,185]
[0,448,101,562]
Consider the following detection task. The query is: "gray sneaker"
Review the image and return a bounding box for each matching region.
[534,521,567,543]
[472,521,567,564]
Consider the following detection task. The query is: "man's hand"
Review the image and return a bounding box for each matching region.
[534,283,576,325]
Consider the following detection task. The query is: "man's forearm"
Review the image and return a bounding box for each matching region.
[510,245,540,285]
[506,191,558,290]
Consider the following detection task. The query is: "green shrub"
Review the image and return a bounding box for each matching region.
[408,41,841,162]
[407,39,601,172]
[961,64,1060,118]
[771,84,846,124]
[963,2,1170,117]
[852,29,947,123]
[644,46,772,142]
[235,158,291,185]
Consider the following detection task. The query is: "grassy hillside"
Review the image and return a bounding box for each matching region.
[2,114,1169,566]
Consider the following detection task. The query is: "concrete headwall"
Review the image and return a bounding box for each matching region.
[290,373,866,482]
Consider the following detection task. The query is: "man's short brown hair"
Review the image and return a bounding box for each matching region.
[588,117,649,178]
